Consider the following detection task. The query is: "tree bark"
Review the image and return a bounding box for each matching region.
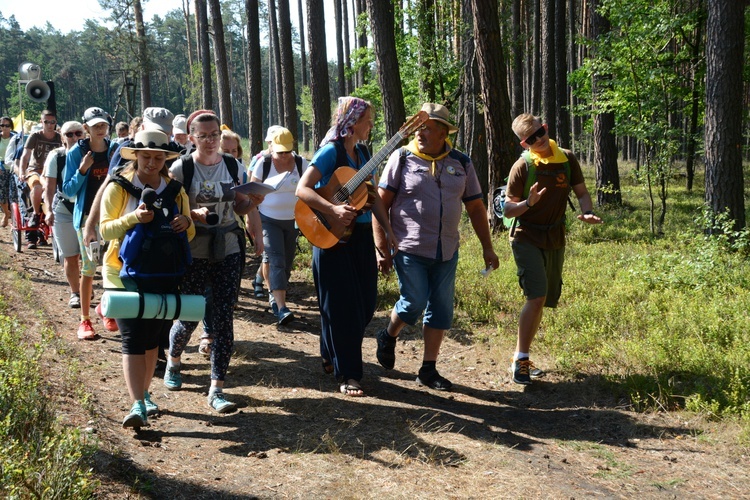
[555,0,570,147]
[277,0,298,146]
[366,0,406,138]
[355,0,368,88]
[308,0,332,147]
[704,0,746,230]
[268,0,284,125]
[298,0,310,152]
[471,0,517,211]
[334,0,346,96]
[418,0,436,102]
[246,0,263,156]
[196,0,212,109]
[540,0,556,136]
[208,0,232,128]
[182,0,195,100]
[133,0,151,109]
[591,0,621,206]
[511,0,524,119]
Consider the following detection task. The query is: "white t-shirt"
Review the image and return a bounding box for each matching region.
[255,156,306,221]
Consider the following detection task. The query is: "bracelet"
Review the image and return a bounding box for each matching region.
[525,199,533,208]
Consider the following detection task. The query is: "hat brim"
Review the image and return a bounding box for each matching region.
[173,128,187,135]
[429,116,458,134]
[85,118,109,127]
[272,143,293,153]
[120,147,181,161]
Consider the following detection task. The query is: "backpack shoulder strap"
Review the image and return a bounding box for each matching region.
[520,152,536,198]
[222,153,240,185]
[261,153,273,182]
[180,154,195,194]
[294,154,303,176]
[159,179,184,205]
[109,173,142,200]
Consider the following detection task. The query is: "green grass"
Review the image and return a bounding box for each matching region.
[0,296,98,498]
[377,161,750,421]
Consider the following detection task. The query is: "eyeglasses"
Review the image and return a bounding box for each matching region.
[193,132,221,142]
[522,126,546,146]
[43,120,57,125]
[65,131,84,138]
[0,124,11,128]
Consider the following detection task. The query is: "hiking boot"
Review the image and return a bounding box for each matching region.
[416,367,453,391]
[143,390,159,416]
[376,328,397,370]
[122,400,148,429]
[77,319,97,340]
[277,307,294,326]
[68,292,81,308]
[164,364,182,391]
[96,302,119,332]
[208,390,237,414]
[510,357,532,385]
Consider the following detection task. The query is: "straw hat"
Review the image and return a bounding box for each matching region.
[119,129,181,161]
[418,103,458,134]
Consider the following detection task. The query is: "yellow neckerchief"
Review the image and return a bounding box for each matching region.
[406,137,453,177]
[527,139,568,166]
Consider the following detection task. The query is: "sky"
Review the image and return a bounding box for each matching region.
[0,0,343,59]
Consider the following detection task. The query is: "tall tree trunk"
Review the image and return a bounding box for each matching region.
[555,0,570,147]
[366,0,406,138]
[540,0,556,136]
[334,0,346,96]
[531,0,541,114]
[246,0,263,156]
[471,0,517,217]
[298,0,310,152]
[208,0,232,128]
[418,0,436,102]
[182,0,195,102]
[133,0,151,109]
[704,0,746,230]
[569,0,580,146]
[686,1,704,192]
[342,0,353,93]
[268,0,284,125]
[277,0,298,146]
[196,0,212,109]
[308,0,331,147]
[355,0,368,88]
[591,0,621,206]
[511,0,524,119]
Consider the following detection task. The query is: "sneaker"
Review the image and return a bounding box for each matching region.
[416,367,453,391]
[164,364,182,390]
[76,319,97,340]
[96,302,119,332]
[510,357,532,385]
[528,360,545,380]
[143,390,159,416]
[376,328,397,370]
[277,307,294,326]
[208,390,237,414]
[269,296,278,316]
[198,338,212,358]
[122,400,148,429]
[68,293,81,309]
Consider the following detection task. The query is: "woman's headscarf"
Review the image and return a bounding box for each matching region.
[320,96,370,147]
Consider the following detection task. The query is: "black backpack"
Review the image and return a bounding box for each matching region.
[109,174,192,293]
[260,153,303,181]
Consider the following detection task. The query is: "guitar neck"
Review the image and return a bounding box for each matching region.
[343,131,406,192]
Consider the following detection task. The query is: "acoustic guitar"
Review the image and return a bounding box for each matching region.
[295,111,429,249]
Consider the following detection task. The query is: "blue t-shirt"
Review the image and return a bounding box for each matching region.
[310,142,372,223]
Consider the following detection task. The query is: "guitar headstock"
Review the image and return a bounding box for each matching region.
[400,110,430,137]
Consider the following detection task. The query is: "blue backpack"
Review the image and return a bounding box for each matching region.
[110,173,192,293]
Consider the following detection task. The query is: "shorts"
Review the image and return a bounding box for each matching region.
[53,204,80,258]
[511,239,565,308]
[393,250,458,330]
[25,171,42,188]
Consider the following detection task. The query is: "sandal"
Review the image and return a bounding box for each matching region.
[198,338,213,358]
[322,359,334,375]
[253,278,265,298]
[339,379,365,397]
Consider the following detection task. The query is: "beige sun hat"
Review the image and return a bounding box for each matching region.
[418,103,458,134]
[265,125,283,142]
[119,129,181,161]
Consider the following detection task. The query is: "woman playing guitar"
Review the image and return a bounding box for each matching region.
[295,97,398,397]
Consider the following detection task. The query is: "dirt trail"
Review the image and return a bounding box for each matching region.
[2,236,747,499]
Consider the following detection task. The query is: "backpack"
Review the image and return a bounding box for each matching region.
[260,153,303,181]
[109,174,192,293]
[180,152,240,192]
[493,151,573,233]
[55,151,75,213]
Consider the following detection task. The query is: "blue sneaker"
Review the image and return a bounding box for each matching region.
[269,296,279,316]
[122,400,148,429]
[143,390,159,416]
[277,307,294,326]
[164,364,182,390]
[208,390,237,414]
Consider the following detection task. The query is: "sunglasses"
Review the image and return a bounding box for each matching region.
[43,120,57,125]
[65,131,84,138]
[0,124,11,128]
[523,126,546,146]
